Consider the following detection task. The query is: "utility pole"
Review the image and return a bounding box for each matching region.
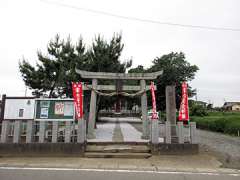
[24,86,27,97]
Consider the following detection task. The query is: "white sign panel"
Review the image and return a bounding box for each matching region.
[4,99,35,119]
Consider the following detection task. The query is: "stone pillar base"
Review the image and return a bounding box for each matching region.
[87,132,96,139]
[141,135,150,140]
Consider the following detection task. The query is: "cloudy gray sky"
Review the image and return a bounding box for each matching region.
[0,0,240,106]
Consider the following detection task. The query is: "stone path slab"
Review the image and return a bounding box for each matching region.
[120,123,148,142]
[88,122,148,142]
[88,123,115,142]
[99,117,142,123]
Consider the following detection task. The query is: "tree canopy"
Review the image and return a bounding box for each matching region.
[19,34,198,113]
[136,52,199,110]
[19,33,131,98]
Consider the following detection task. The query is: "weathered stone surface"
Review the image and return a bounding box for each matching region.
[87,79,97,139]
[151,120,159,145]
[52,121,58,143]
[39,121,45,143]
[140,80,149,139]
[83,85,157,91]
[190,122,198,144]
[0,143,85,157]
[166,85,177,136]
[13,120,21,143]
[165,121,171,144]
[157,144,199,155]
[76,69,163,80]
[65,121,72,143]
[77,119,85,143]
[26,120,34,143]
[177,122,184,144]
[0,120,10,143]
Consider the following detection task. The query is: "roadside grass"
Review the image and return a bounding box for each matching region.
[191,112,240,136]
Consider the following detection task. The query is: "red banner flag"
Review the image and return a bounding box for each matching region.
[178,82,189,121]
[150,81,158,120]
[72,82,83,120]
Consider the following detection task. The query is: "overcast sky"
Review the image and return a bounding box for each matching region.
[0,0,240,106]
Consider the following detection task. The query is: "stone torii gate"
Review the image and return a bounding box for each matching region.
[76,69,163,139]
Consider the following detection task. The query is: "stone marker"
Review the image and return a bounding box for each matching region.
[165,121,171,144]
[166,85,177,136]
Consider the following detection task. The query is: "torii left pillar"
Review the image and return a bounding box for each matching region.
[87,78,98,139]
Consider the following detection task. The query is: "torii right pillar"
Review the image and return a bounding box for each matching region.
[166,85,177,137]
[140,79,149,139]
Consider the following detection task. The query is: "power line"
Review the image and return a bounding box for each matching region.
[40,0,240,32]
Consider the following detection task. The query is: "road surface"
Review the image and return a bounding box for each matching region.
[0,167,239,180]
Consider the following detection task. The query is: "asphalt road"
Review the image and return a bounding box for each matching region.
[0,167,239,180]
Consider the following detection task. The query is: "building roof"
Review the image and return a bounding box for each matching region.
[223,102,240,108]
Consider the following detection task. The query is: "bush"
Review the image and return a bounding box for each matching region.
[190,104,208,116]
[192,112,240,136]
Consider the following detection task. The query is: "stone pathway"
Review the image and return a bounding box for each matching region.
[88,123,115,142]
[112,122,124,142]
[120,123,148,142]
[88,120,148,142]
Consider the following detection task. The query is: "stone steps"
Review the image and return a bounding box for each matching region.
[85,143,151,158]
[86,144,150,153]
[84,152,152,158]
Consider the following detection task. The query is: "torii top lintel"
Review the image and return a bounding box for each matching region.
[75,69,163,80]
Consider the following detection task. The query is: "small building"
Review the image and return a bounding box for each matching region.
[223,102,240,111]
[195,101,207,107]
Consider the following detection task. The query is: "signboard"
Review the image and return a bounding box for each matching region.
[4,98,35,120]
[35,99,74,121]
[72,82,83,120]
[150,81,158,120]
[178,82,189,121]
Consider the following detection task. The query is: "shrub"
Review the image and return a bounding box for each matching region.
[190,104,208,116]
[192,112,240,136]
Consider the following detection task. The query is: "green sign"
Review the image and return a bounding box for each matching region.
[35,99,75,121]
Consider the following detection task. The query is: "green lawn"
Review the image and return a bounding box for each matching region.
[191,112,240,136]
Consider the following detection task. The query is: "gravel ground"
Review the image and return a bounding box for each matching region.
[197,129,240,169]
[131,123,240,169]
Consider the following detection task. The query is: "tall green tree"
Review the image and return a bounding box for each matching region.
[148,52,199,110]
[85,34,132,114]
[19,33,131,99]
[19,34,86,98]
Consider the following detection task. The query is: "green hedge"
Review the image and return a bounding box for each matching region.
[192,112,240,136]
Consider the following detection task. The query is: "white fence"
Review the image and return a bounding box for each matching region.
[0,120,197,144]
[0,120,86,143]
[152,121,198,144]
